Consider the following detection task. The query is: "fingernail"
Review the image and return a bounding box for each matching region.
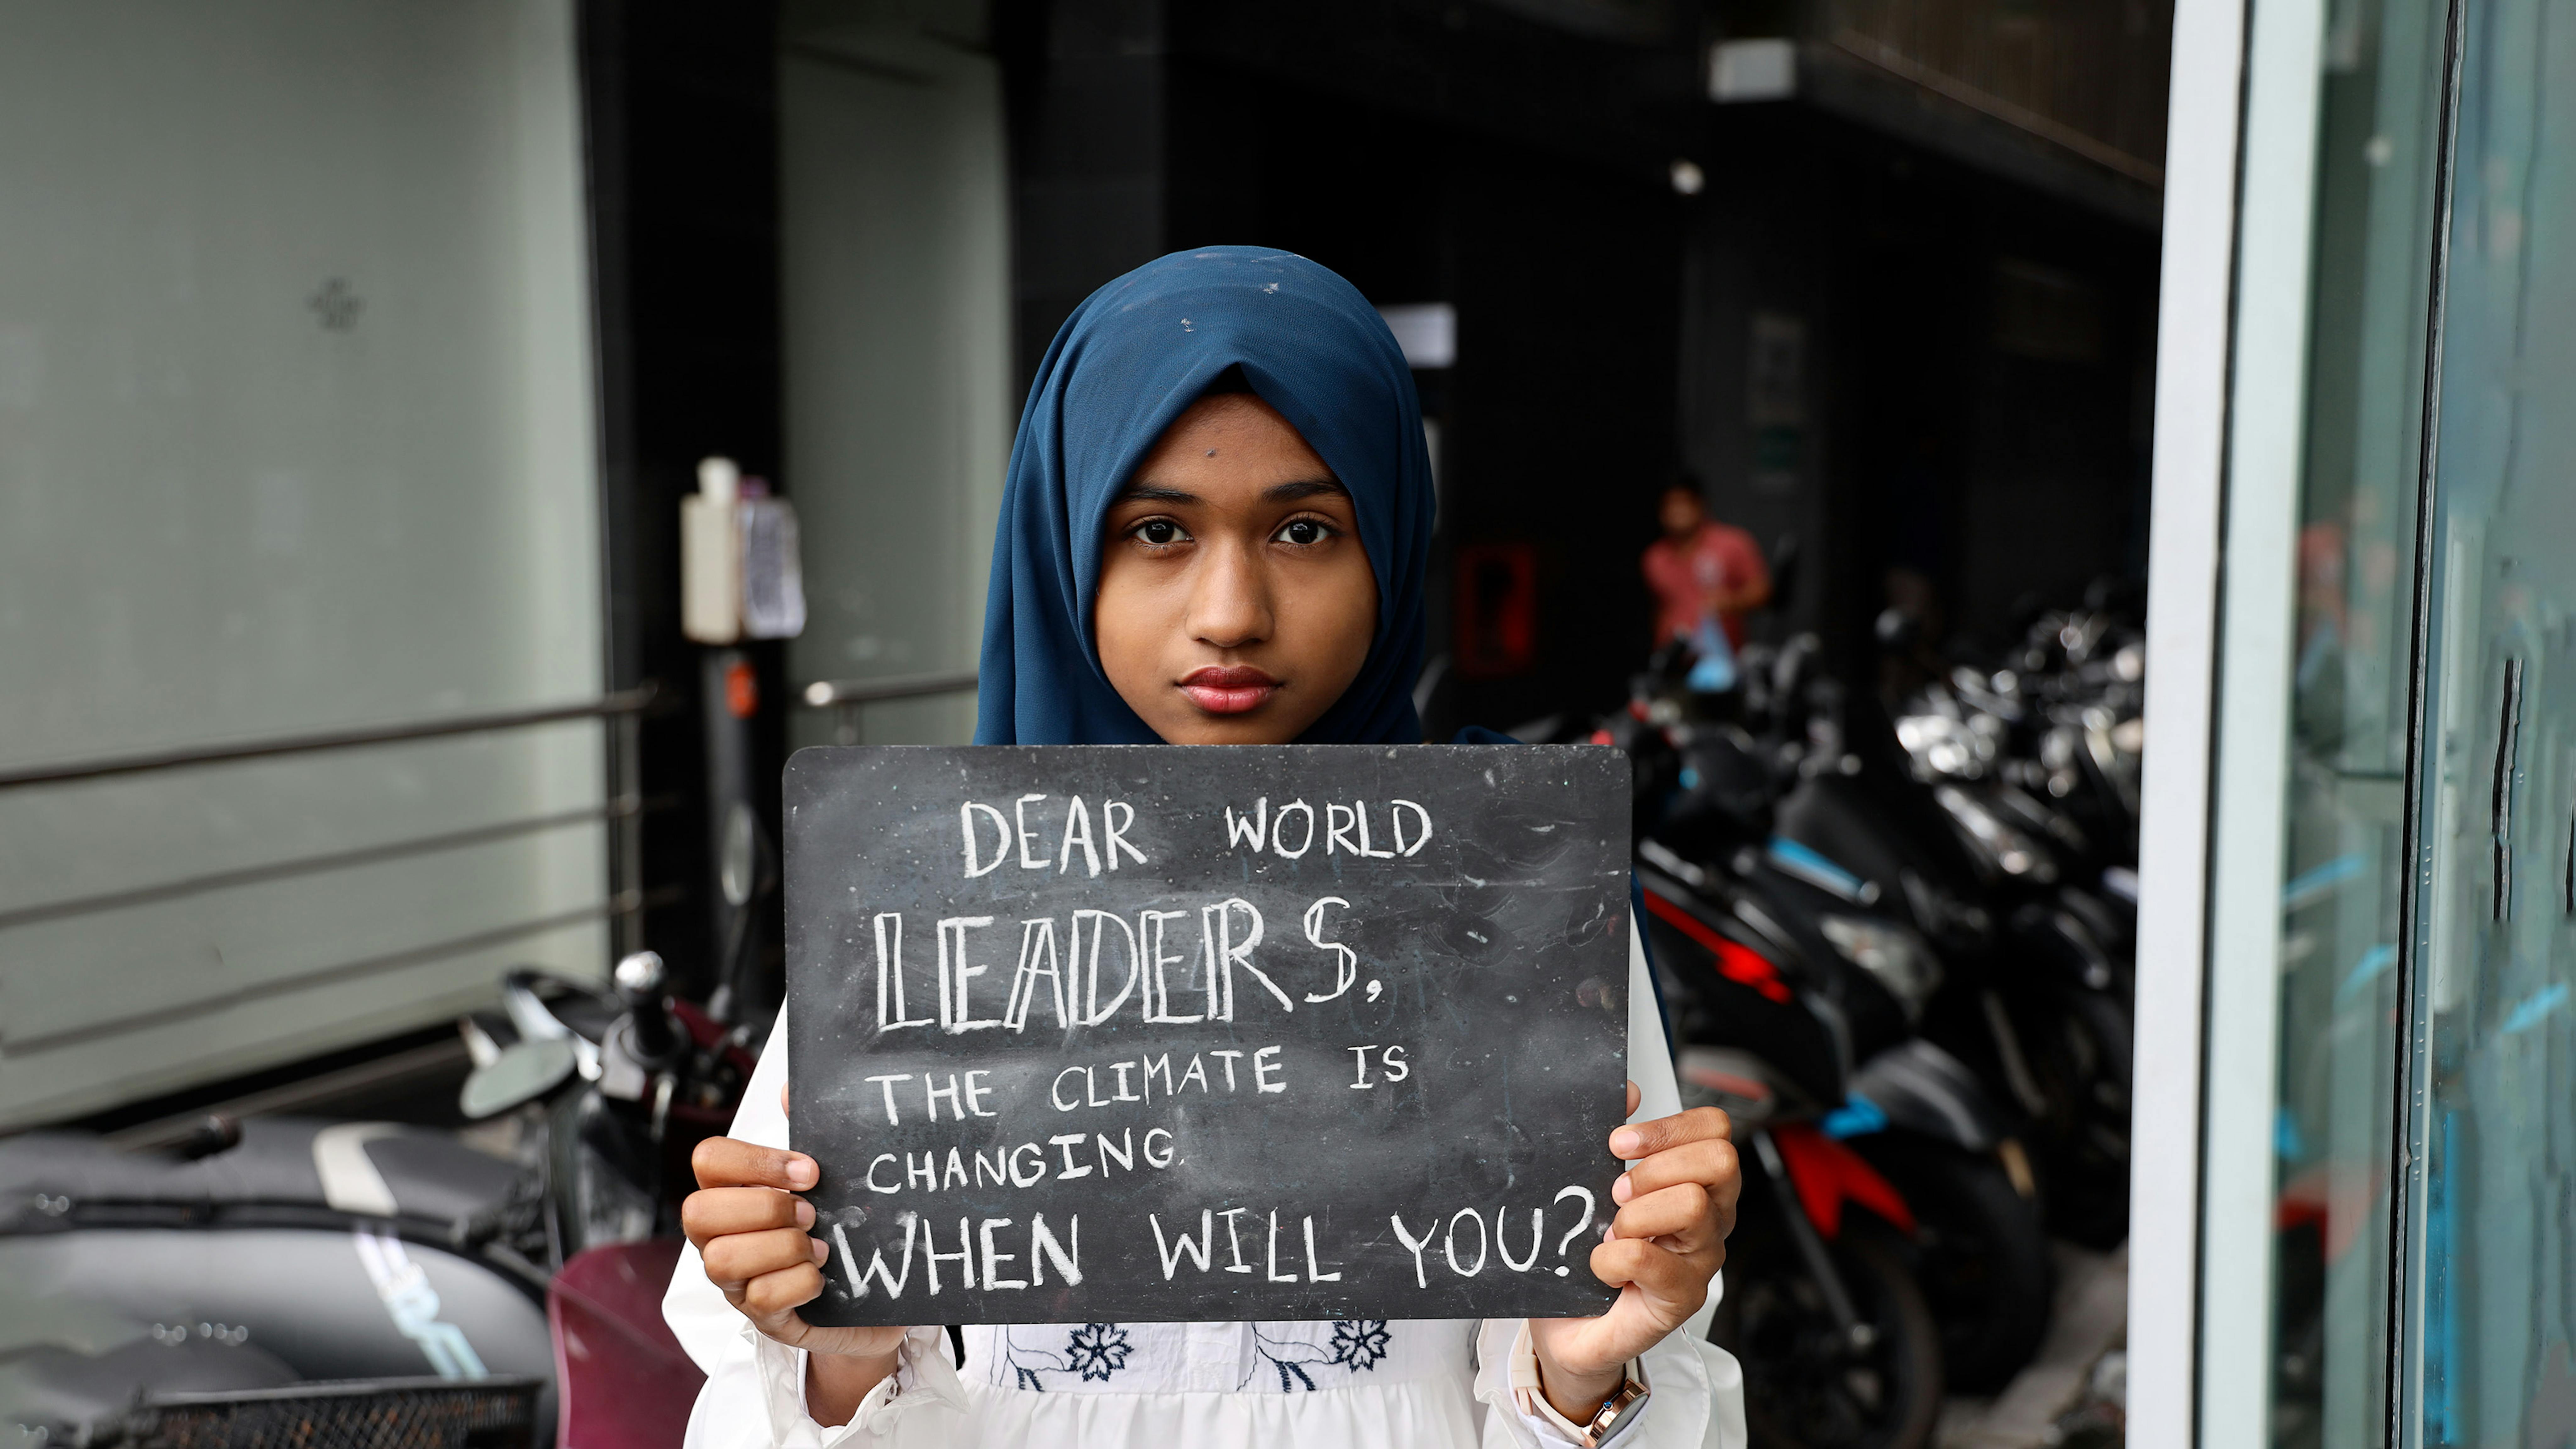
[810,1236,828,1264]
[796,1200,816,1228]
[786,1156,817,1188]
[1612,1174,1633,1204]
[1610,1129,1640,1157]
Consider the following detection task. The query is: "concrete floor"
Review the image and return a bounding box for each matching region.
[1934,1241,2130,1449]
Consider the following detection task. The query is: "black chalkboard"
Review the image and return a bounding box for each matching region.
[783,744,1631,1326]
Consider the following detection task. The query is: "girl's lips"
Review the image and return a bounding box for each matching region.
[1179,666,1279,715]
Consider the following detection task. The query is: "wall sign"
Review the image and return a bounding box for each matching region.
[785,744,1631,1326]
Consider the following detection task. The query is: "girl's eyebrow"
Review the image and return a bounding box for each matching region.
[1263,478,1347,501]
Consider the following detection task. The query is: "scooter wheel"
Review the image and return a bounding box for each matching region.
[1853,1136,2052,1392]
[1713,1221,1943,1449]
[2022,988,2132,1250]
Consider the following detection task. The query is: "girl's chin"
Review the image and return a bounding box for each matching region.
[1152,703,1310,746]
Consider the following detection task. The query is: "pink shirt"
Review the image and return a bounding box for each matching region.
[1641,522,1768,648]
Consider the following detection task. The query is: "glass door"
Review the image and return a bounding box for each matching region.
[2263,0,2454,1441]
[2401,0,2576,1441]
[2242,0,2576,1440]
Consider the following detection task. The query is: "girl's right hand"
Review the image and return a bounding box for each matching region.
[683,1099,913,1366]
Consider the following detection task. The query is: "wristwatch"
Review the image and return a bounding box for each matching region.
[1576,1361,1652,1447]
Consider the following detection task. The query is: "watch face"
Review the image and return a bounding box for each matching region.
[1586,1382,1651,1447]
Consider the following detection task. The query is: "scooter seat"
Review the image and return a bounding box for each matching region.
[0,1117,523,1239]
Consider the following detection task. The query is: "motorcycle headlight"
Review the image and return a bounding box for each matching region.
[1819,915,1943,1023]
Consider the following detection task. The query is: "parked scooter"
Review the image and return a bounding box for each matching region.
[1874,605,2141,1248]
[1622,838,1935,1448]
[1634,827,2050,1398]
[0,952,743,1447]
[1743,633,2135,1250]
[1680,1039,1943,1449]
[1587,699,2049,1409]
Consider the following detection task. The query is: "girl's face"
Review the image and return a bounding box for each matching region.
[1094,392,1379,744]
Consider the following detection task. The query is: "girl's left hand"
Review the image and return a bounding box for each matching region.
[1527,1081,1741,1423]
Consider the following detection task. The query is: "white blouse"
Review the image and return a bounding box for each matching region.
[663,923,1748,1449]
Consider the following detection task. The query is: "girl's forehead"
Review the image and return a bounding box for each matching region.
[1135,395,1329,470]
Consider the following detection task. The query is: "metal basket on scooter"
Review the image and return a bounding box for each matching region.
[125,1375,542,1449]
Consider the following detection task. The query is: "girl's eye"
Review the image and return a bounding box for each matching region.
[1275,518,1335,546]
[1134,519,1188,546]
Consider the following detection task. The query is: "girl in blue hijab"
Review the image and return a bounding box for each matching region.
[977,246,1434,748]
[669,249,1747,1449]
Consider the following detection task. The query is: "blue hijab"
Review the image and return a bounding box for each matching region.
[974,248,1434,746]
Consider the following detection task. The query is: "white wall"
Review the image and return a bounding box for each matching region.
[0,0,604,1127]
[778,16,1011,746]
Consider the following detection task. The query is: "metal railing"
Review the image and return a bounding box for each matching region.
[0,686,657,790]
[0,685,662,959]
[798,670,979,744]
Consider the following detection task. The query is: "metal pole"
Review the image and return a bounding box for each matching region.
[615,708,645,958]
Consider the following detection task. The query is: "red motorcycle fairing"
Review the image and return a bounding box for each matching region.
[550,1237,704,1449]
[1637,881,1845,1109]
[1769,1123,1917,1239]
[1641,889,1791,1003]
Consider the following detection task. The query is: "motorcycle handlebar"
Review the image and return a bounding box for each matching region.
[614,951,680,1063]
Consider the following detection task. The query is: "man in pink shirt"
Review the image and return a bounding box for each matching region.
[1641,481,1771,651]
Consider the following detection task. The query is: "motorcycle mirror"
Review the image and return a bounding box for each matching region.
[460,1036,579,1120]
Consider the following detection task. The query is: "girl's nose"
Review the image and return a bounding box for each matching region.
[1189,539,1274,650]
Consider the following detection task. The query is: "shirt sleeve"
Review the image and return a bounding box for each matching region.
[1463,922,1747,1448]
[1475,1317,1746,1449]
[1469,1319,1589,1447]
[666,1009,976,1449]
[678,1320,969,1449]
[1625,916,1748,1448]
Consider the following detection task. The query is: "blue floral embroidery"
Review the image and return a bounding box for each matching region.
[1245,1328,1332,1391]
[1064,1323,1133,1383]
[1330,1320,1392,1372]
[994,1327,1071,1391]
[1000,1322,1399,1395]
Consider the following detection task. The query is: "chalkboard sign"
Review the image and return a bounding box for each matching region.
[784,744,1631,1326]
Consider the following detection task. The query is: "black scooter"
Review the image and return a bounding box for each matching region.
[1763,633,2134,1249]
[1622,715,2052,1402]
[0,953,748,1446]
